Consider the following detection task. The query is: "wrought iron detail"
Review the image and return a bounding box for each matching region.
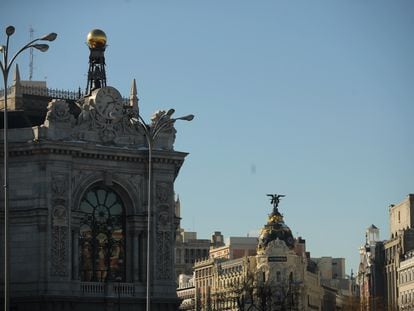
[0,85,83,100]
[0,85,130,104]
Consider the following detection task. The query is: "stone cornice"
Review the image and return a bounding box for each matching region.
[7,140,188,166]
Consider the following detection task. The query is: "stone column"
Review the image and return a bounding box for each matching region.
[132,232,139,282]
[72,230,79,280]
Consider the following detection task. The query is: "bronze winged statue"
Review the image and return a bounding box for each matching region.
[266,194,285,214]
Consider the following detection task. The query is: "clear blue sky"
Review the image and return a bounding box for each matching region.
[2,0,414,274]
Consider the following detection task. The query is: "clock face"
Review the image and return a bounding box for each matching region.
[92,86,123,119]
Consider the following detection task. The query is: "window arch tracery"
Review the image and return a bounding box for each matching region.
[79,185,125,282]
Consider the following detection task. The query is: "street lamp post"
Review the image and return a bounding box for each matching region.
[0,25,57,311]
[133,109,194,311]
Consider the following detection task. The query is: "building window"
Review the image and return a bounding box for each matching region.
[79,185,125,282]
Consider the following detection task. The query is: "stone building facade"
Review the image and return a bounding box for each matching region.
[384,194,414,310]
[209,236,258,260]
[357,224,386,310]
[398,250,414,310]
[0,32,191,310]
[177,274,195,311]
[189,196,325,311]
[175,228,210,278]
[178,196,358,310]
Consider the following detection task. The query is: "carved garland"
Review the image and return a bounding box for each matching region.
[50,173,69,277]
[156,203,173,280]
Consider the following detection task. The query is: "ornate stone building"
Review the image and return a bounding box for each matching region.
[179,195,357,310]
[0,30,192,310]
[190,195,324,311]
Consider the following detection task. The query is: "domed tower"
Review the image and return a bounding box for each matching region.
[257,194,295,254]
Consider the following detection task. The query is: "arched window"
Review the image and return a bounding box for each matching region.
[79,185,125,282]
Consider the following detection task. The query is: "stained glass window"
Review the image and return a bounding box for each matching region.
[79,185,125,282]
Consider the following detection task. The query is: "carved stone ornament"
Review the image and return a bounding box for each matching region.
[41,100,76,140]
[262,239,292,256]
[51,173,68,197]
[156,182,172,204]
[38,85,177,148]
[71,170,88,193]
[52,205,67,227]
[157,206,171,232]
[156,231,173,280]
[128,174,142,188]
[155,205,173,280]
[73,86,143,145]
[50,173,69,277]
[51,226,68,277]
[44,99,76,125]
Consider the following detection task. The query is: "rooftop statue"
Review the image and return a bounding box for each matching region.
[266,194,285,214]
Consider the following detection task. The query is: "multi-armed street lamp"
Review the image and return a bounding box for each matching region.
[0,25,57,311]
[133,109,194,311]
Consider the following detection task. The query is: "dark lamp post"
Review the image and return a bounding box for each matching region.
[0,25,56,311]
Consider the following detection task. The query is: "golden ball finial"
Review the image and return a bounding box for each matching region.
[87,29,107,49]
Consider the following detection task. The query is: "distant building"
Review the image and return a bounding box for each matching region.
[175,229,210,278]
[209,236,258,260]
[179,196,357,310]
[192,197,325,310]
[177,274,196,310]
[398,250,414,310]
[357,224,386,310]
[211,231,225,248]
[312,255,356,308]
[175,198,211,278]
[312,257,346,280]
[384,194,414,310]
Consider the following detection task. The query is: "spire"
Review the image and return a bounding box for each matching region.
[129,78,139,114]
[11,63,23,99]
[13,63,21,86]
[175,194,181,218]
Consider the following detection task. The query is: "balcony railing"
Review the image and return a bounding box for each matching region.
[81,282,135,297]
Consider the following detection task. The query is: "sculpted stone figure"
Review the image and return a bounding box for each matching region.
[44,99,75,126]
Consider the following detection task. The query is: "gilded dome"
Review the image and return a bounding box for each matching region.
[87,29,107,49]
[257,195,295,253]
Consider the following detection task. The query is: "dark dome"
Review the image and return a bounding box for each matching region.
[257,209,294,253]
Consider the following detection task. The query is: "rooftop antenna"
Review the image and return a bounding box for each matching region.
[29,26,35,80]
